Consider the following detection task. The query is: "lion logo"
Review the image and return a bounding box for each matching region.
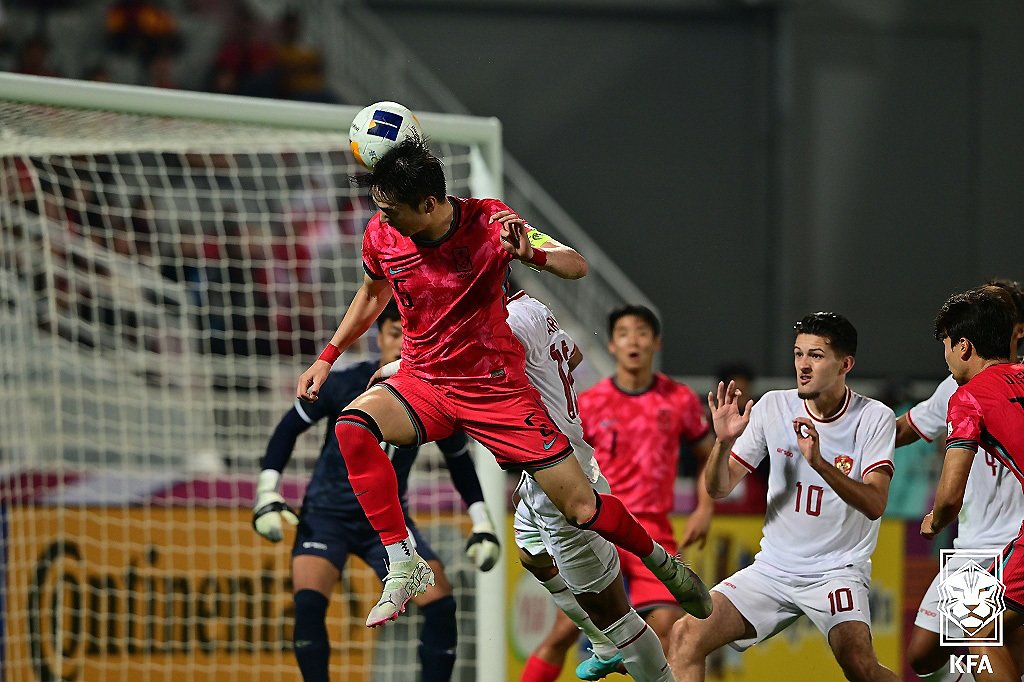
[834,455,854,476]
[938,560,1005,635]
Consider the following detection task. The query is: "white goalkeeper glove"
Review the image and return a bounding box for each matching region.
[465,501,501,572]
[253,469,298,543]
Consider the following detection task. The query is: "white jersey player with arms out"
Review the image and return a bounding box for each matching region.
[670,311,901,682]
[899,276,1024,682]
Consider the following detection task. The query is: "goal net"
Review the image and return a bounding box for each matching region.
[0,74,504,682]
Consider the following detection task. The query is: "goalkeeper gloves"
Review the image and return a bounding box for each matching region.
[253,469,298,542]
[465,501,501,572]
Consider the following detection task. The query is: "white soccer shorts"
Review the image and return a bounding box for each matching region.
[914,555,973,635]
[712,560,873,651]
[512,471,620,594]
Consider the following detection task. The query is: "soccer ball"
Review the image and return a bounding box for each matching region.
[348,101,422,170]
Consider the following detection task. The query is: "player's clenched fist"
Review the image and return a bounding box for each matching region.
[253,470,298,542]
[296,359,331,402]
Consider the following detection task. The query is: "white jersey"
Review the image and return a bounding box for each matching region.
[731,388,895,574]
[506,291,601,483]
[907,375,1024,550]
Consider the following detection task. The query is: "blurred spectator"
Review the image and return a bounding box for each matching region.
[82,64,113,82]
[147,50,178,89]
[274,9,335,103]
[14,34,59,77]
[105,0,182,65]
[209,4,276,97]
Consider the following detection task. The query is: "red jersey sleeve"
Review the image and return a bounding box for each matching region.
[945,386,982,454]
[677,384,711,443]
[361,221,385,280]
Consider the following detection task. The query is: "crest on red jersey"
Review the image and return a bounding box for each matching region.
[834,455,854,475]
[453,246,472,273]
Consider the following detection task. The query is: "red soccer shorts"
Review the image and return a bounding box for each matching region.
[1000,520,1024,613]
[618,513,678,612]
[380,371,573,470]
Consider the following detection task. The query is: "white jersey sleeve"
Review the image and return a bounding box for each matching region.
[906,375,957,442]
[858,403,896,477]
[505,293,600,482]
[731,396,770,474]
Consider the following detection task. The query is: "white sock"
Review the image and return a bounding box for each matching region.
[917,666,974,682]
[603,609,672,682]
[643,541,670,566]
[540,575,619,660]
[384,538,416,567]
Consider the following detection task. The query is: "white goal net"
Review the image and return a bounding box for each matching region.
[0,74,505,682]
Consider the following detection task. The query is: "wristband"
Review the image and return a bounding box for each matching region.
[318,343,341,365]
[525,248,548,267]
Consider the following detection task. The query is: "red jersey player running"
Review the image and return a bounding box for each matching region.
[923,286,1024,682]
[295,137,710,628]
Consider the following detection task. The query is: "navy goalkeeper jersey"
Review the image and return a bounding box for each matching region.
[293,360,422,517]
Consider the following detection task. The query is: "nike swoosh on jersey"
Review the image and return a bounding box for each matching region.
[543,436,558,450]
[388,266,407,274]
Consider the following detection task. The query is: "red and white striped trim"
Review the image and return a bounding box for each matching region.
[507,289,528,302]
[863,459,895,477]
[731,452,757,473]
[904,411,932,442]
[804,387,852,423]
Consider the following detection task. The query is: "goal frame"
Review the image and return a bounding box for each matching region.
[0,71,507,682]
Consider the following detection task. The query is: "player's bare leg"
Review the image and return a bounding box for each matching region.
[905,625,954,679]
[531,456,712,618]
[291,555,341,682]
[827,621,899,681]
[336,387,435,627]
[670,592,754,682]
[518,547,622,681]
[643,605,685,657]
[968,610,1023,682]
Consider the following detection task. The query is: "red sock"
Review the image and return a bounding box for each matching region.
[579,492,655,558]
[335,413,408,545]
[521,654,562,682]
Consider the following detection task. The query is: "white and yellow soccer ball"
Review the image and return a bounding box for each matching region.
[348,101,422,170]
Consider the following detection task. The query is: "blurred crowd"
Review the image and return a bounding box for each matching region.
[0,0,340,103]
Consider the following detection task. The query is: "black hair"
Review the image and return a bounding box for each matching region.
[353,137,446,208]
[986,277,1024,323]
[376,300,401,329]
[793,312,858,357]
[716,362,756,385]
[607,304,661,339]
[934,286,1015,360]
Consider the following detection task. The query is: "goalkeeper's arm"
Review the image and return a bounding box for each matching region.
[438,433,501,572]
[253,409,309,542]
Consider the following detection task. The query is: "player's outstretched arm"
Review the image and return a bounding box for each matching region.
[490,210,588,280]
[894,414,922,447]
[705,380,753,498]
[296,276,392,402]
[253,410,311,542]
[680,433,717,549]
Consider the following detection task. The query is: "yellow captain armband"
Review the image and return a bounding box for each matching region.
[526,228,553,248]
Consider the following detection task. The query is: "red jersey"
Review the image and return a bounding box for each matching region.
[579,374,710,515]
[361,196,526,386]
[946,363,1024,493]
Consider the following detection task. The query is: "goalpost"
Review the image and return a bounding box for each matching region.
[0,72,506,682]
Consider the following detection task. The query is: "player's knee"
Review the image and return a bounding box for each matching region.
[835,649,877,682]
[671,615,710,659]
[905,637,941,675]
[562,491,599,527]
